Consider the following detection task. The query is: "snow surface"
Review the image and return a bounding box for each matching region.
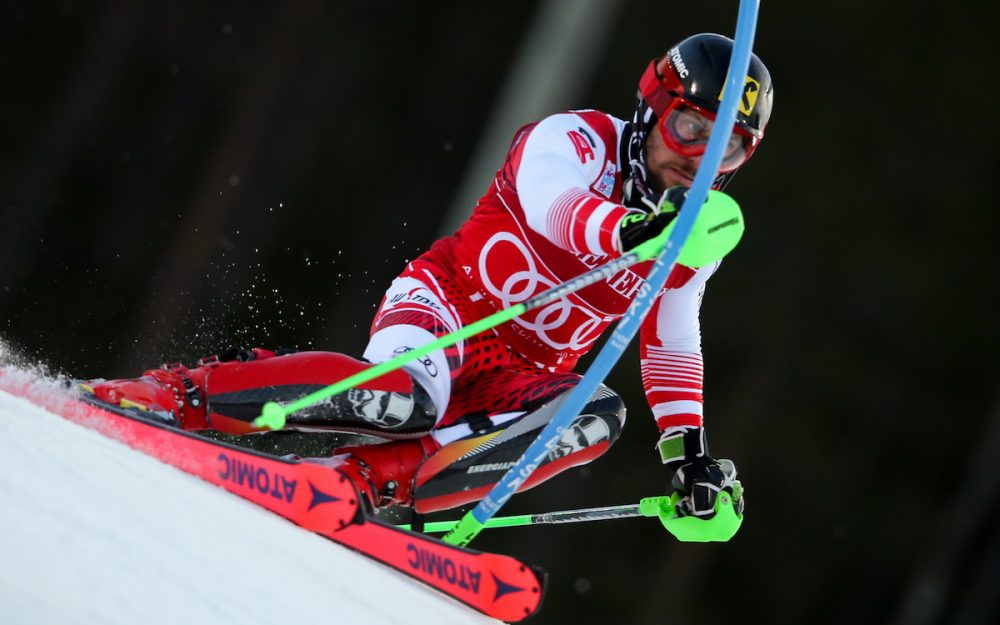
[0,371,501,625]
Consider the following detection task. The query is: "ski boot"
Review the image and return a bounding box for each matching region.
[309,437,440,512]
[80,361,213,429]
[78,349,276,428]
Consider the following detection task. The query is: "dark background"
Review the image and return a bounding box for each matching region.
[2,2,999,624]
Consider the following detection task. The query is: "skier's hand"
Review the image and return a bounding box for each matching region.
[670,456,743,518]
[656,425,743,519]
[618,186,688,251]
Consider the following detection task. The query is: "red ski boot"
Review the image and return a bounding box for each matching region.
[81,362,211,430]
[310,437,439,511]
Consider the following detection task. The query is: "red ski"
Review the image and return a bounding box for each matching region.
[0,369,545,622]
[325,515,543,621]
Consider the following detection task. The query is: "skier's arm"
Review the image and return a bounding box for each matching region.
[640,262,742,519]
[639,262,715,432]
[514,113,635,257]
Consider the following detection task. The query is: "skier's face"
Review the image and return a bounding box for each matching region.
[645,124,701,192]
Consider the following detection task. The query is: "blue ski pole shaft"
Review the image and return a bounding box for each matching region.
[443,0,761,547]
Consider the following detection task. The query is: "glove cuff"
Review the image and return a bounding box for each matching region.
[656,425,708,466]
[618,186,687,252]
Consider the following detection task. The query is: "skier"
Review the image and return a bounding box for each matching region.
[85,33,773,521]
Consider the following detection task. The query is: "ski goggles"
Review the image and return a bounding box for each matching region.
[657,99,756,172]
[638,59,762,173]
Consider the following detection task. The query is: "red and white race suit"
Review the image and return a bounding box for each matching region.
[365,110,716,436]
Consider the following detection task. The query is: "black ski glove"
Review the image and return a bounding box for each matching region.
[618,186,689,251]
[657,426,743,519]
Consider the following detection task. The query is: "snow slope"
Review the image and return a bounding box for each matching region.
[0,370,500,625]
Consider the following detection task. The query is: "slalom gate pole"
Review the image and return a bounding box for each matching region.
[253,232,672,430]
[400,496,672,533]
[442,0,762,547]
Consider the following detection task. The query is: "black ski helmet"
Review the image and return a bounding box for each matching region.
[645,33,773,144]
[624,33,773,201]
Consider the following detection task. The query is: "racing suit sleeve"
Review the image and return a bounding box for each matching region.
[639,261,720,431]
[513,112,634,257]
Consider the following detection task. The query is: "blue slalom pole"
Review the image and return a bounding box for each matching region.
[443,0,762,547]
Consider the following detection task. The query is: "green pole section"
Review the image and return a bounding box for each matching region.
[402,514,535,533]
[400,497,671,532]
[399,494,742,543]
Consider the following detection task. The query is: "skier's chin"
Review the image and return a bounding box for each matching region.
[651,167,694,192]
[666,166,695,187]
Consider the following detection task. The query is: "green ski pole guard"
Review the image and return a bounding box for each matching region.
[664,190,745,268]
[641,491,743,542]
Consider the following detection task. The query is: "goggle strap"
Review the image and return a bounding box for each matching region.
[638,60,673,117]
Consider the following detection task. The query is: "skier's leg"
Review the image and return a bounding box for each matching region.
[83,349,437,436]
[207,350,439,435]
[360,268,480,422]
[320,368,626,513]
[306,263,497,507]
[412,379,627,514]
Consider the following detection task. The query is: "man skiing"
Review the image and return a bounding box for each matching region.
[85,33,773,521]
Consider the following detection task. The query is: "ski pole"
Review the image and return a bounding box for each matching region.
[400,496,672,532]
[253,225,674,430]
[402,492,741,543]
[441,0,760,548]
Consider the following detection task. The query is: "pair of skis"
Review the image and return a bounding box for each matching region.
[0,371,544,622]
